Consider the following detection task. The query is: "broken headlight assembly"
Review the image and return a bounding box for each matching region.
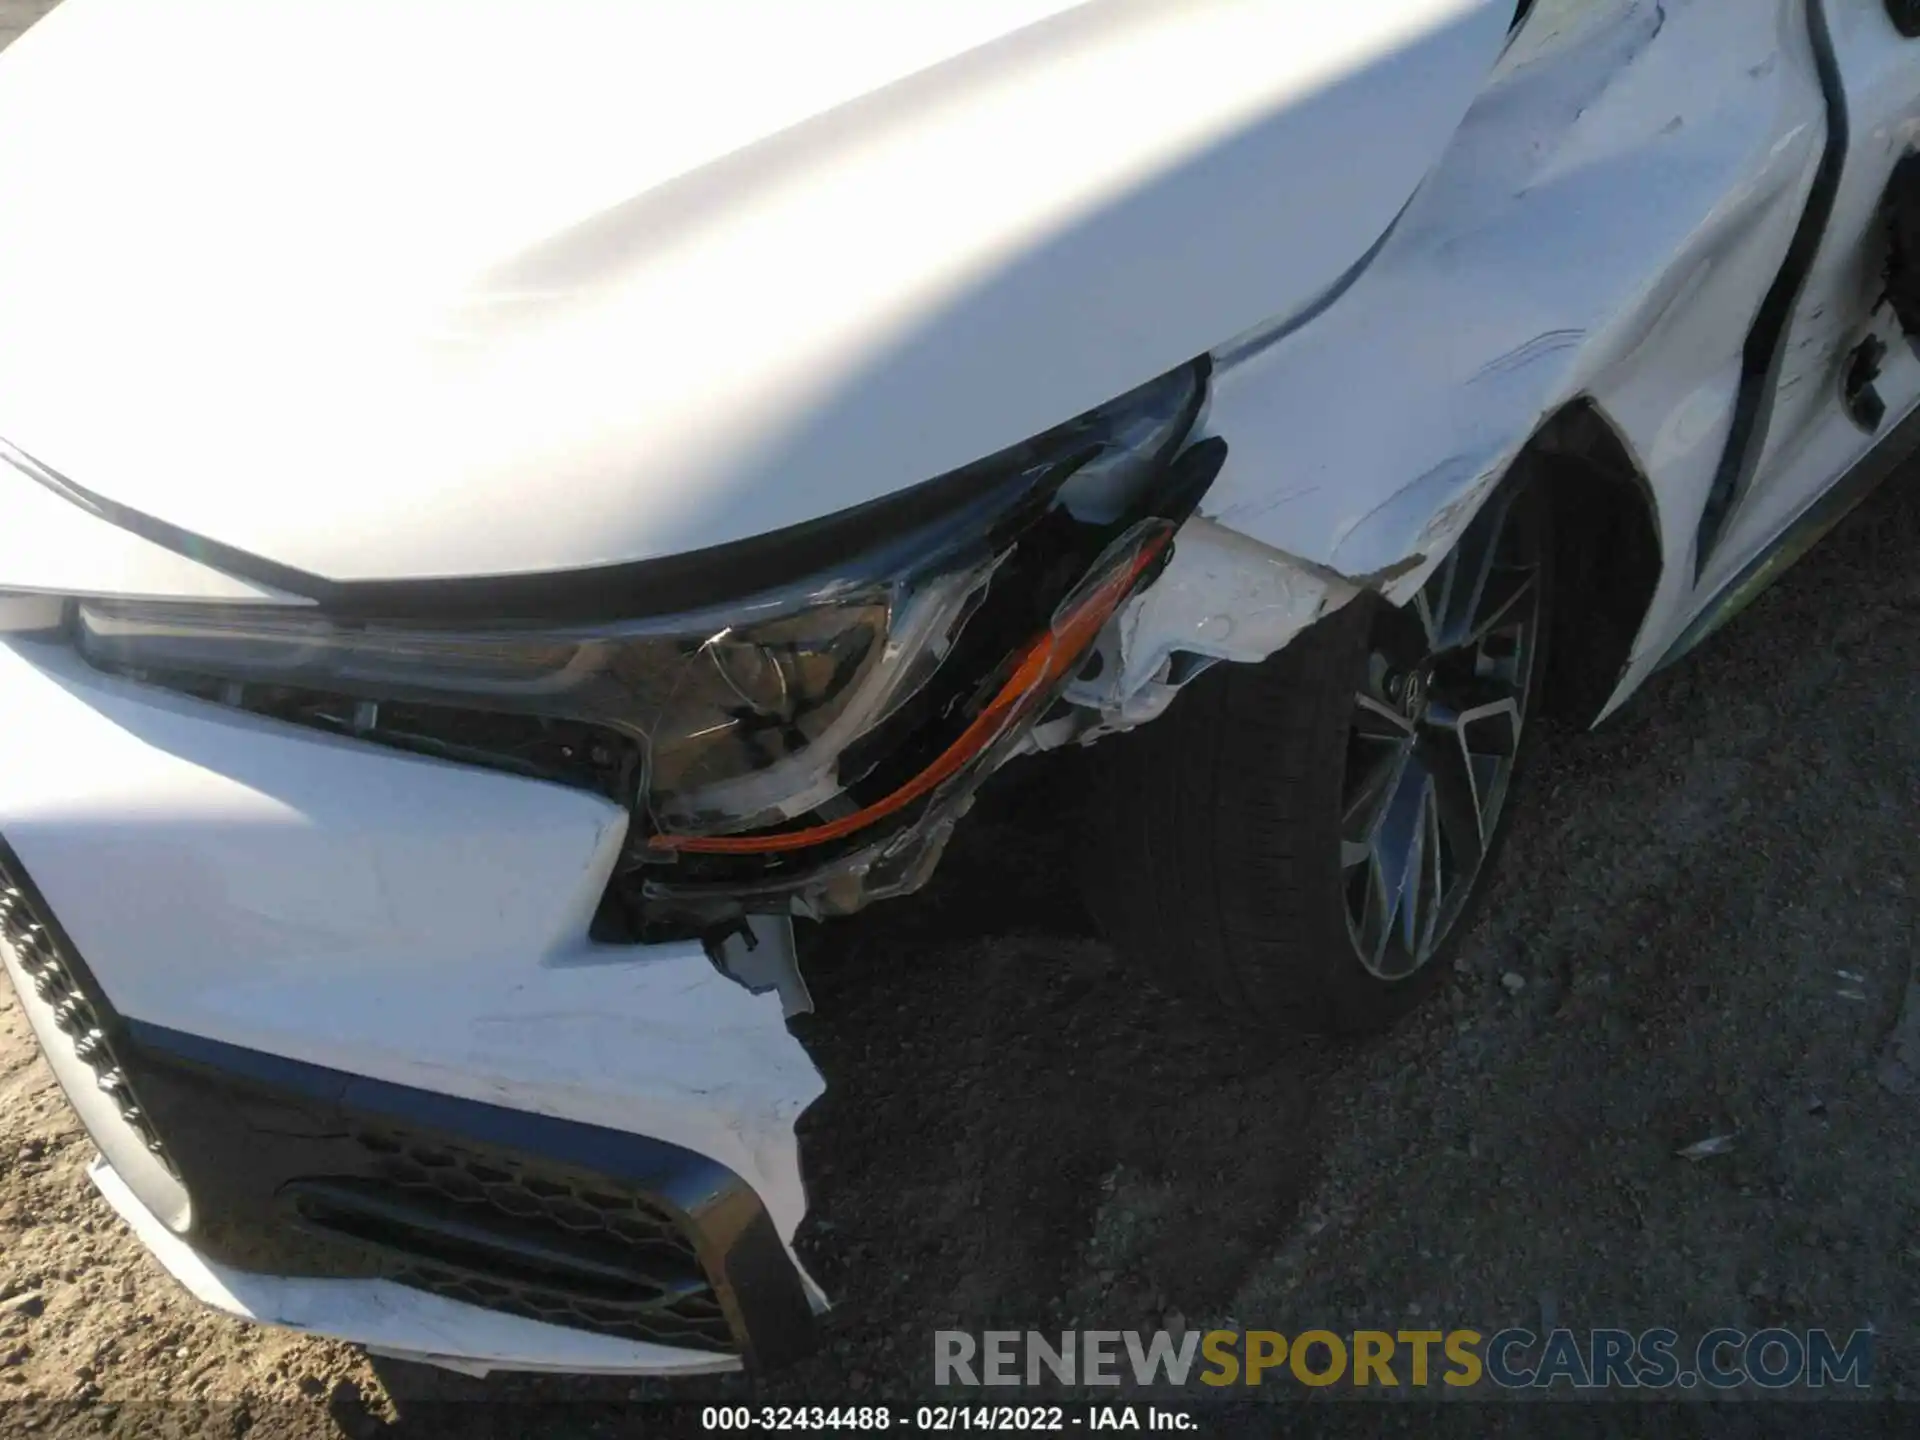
[69,359,1221,933]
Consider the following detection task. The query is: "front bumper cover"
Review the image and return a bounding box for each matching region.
[0,636,825,1374]
[0,860,811,1365]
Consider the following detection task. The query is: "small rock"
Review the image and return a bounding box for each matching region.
[1500,972,1526,995]
[0,1294,43,1320]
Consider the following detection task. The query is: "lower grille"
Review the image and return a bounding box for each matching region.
[0,854,179,1178]
[284,1124,738,1352]
[392,1262,733,1350]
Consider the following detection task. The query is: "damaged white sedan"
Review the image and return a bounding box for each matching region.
[2,0,1919,1378]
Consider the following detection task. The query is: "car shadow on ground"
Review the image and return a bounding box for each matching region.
[783,756,1335,1365]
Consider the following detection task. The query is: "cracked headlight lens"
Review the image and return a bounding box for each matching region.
[73,360,1212,851]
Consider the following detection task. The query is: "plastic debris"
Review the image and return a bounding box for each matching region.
[1675,1134,1736,1161]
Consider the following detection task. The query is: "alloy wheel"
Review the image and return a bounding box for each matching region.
[1339,488,1545,980]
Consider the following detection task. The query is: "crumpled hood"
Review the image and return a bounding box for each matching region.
[0,0,1508,585]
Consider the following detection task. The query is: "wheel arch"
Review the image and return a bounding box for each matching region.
[1524,397,1664,728]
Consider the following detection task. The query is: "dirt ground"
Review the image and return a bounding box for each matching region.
[5,1,1920,1433]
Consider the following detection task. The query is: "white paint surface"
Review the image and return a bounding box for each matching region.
[0,0,1506,581]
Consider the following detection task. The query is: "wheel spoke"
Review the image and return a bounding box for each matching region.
[1353,692,1415,740]
[1418,779,1447,957]
[1470,752,1503,814]
[1369,757,1433,966]
[1464,569,1537,648]
[1425,490,1513,651]
[1412,588,1441,651]
[1427,691,1523,760]
[1354,864,1392,970]
[1420,728,1486,879]
[1343,738,1411,840]
[1458,696,1523,758]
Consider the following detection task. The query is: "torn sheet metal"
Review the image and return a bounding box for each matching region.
[1191,0,1836,717]
[1062,516,1362,727]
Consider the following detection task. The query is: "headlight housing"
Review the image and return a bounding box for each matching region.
[78,561,992,841]
[68,360,1220,927]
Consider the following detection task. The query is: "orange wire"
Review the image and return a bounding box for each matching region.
[648,530,1172,855]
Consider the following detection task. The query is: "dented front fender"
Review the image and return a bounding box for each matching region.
[1071,0,1829,734]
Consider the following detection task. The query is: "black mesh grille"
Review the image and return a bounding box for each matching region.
[0,856,179,1178]
[287,1124,737,1352]
[391,1262,733,1350]
[355,1128,698,1259]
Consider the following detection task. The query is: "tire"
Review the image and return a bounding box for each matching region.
[1079,480,1552,1036]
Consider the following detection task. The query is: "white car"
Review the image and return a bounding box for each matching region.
[1,0,1916,1378]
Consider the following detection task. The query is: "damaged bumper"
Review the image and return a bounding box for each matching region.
[0,637,823,1375]
[1062,516,1368,733]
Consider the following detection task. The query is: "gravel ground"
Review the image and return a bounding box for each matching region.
[5,1,1920,1433]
